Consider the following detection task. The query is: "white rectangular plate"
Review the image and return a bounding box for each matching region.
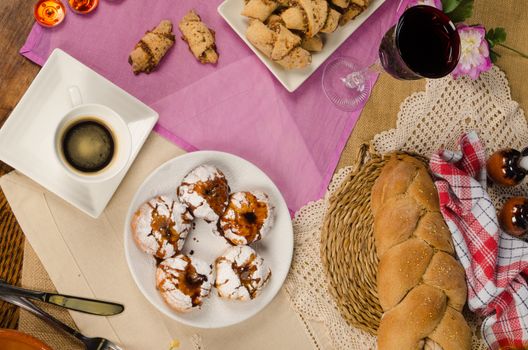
[0,49,158,218]
[218,0,387,92]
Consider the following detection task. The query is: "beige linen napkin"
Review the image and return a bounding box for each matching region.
[0,132,314,350]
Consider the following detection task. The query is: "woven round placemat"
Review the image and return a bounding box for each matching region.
[0,187,24,329]
[320,149,427,335]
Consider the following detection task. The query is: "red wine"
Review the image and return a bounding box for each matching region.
[379,5,460,80]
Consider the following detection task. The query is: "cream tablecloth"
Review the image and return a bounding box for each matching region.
[1,134,325,350]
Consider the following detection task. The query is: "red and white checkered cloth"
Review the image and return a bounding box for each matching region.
[429,131,528,350]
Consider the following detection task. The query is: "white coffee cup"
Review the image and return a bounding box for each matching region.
[54,86,132,183]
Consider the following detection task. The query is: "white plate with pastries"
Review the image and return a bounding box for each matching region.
[218,0,387,92]
[124,151,294,328]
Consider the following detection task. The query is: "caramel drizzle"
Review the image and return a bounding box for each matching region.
[158,256,208,307]
[147,199,189,258]
[217,253,270,299]
[180,175,229,217]
[221,193,269,244]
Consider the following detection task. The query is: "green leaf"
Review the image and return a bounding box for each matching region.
[487,29,496,48]
[494,28,507,42]
[486,27,507,47]
[489,50,498,63]
[446,0,474,23]
[442,0,462,13]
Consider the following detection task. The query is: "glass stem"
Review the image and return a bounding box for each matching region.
[340,58,382,91]
[341,70,367,90]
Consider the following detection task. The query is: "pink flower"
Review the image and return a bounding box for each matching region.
[452,25,493,80]
[406,0,442,10]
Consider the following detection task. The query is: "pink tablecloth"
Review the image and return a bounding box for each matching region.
[21,0,402,212]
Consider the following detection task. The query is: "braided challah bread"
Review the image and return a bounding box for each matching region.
[371,155,471,350]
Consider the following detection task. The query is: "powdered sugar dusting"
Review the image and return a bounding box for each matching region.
[131,196,192,259]
[215,245,271,301]
[221,191,275,245]
[231,191,250,208]
[173,201,193,234]
[157,255,213,312]
[177,165,228,223]
[255,191,275,241]
[183,164,221,183]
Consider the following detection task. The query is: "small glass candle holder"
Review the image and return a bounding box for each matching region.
[34,0,66,28]
[68,0,99,14]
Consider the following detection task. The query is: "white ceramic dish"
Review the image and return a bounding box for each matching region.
[217,0,387,92]
[0,49,158,218]
[124,151,294,328]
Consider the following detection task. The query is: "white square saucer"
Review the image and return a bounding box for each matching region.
[0,49,158,218]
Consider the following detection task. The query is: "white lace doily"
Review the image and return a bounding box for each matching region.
[285,66,528,350]
[373,65,528,208]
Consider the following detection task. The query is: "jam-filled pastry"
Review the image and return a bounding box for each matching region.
[131,196,193,259]
[177,165,229,224]
[178,10,219,64]
[156,255,214,313]
[245,20,311,69]
[128,20,175,75]
[215,245,271,301]
[241,0,279,22]
[219,191,274,245]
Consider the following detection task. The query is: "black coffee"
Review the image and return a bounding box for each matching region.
[61,118,115,173]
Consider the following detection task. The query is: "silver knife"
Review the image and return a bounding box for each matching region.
[0,279,124,316]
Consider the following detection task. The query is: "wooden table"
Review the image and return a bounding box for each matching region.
[0,0,40,143]
[1,0,528,336]
[0,0,40,329]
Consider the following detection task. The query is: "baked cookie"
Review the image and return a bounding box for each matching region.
[128,20,175,75]
[241,0,279,22]
[131,196,193,259]
[301,34,323,52]
[156,255,214,313]
[178,10,218,64]
[245,20,311,69]
[215,245,271,301]
[219,191,274,245]
[177,165,229,224]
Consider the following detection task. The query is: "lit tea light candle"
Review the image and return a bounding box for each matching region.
[68,0,99,14]
[34,0,66,28]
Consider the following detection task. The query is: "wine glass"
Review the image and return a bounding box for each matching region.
[322,57,373,112]
[323,5,461,111]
